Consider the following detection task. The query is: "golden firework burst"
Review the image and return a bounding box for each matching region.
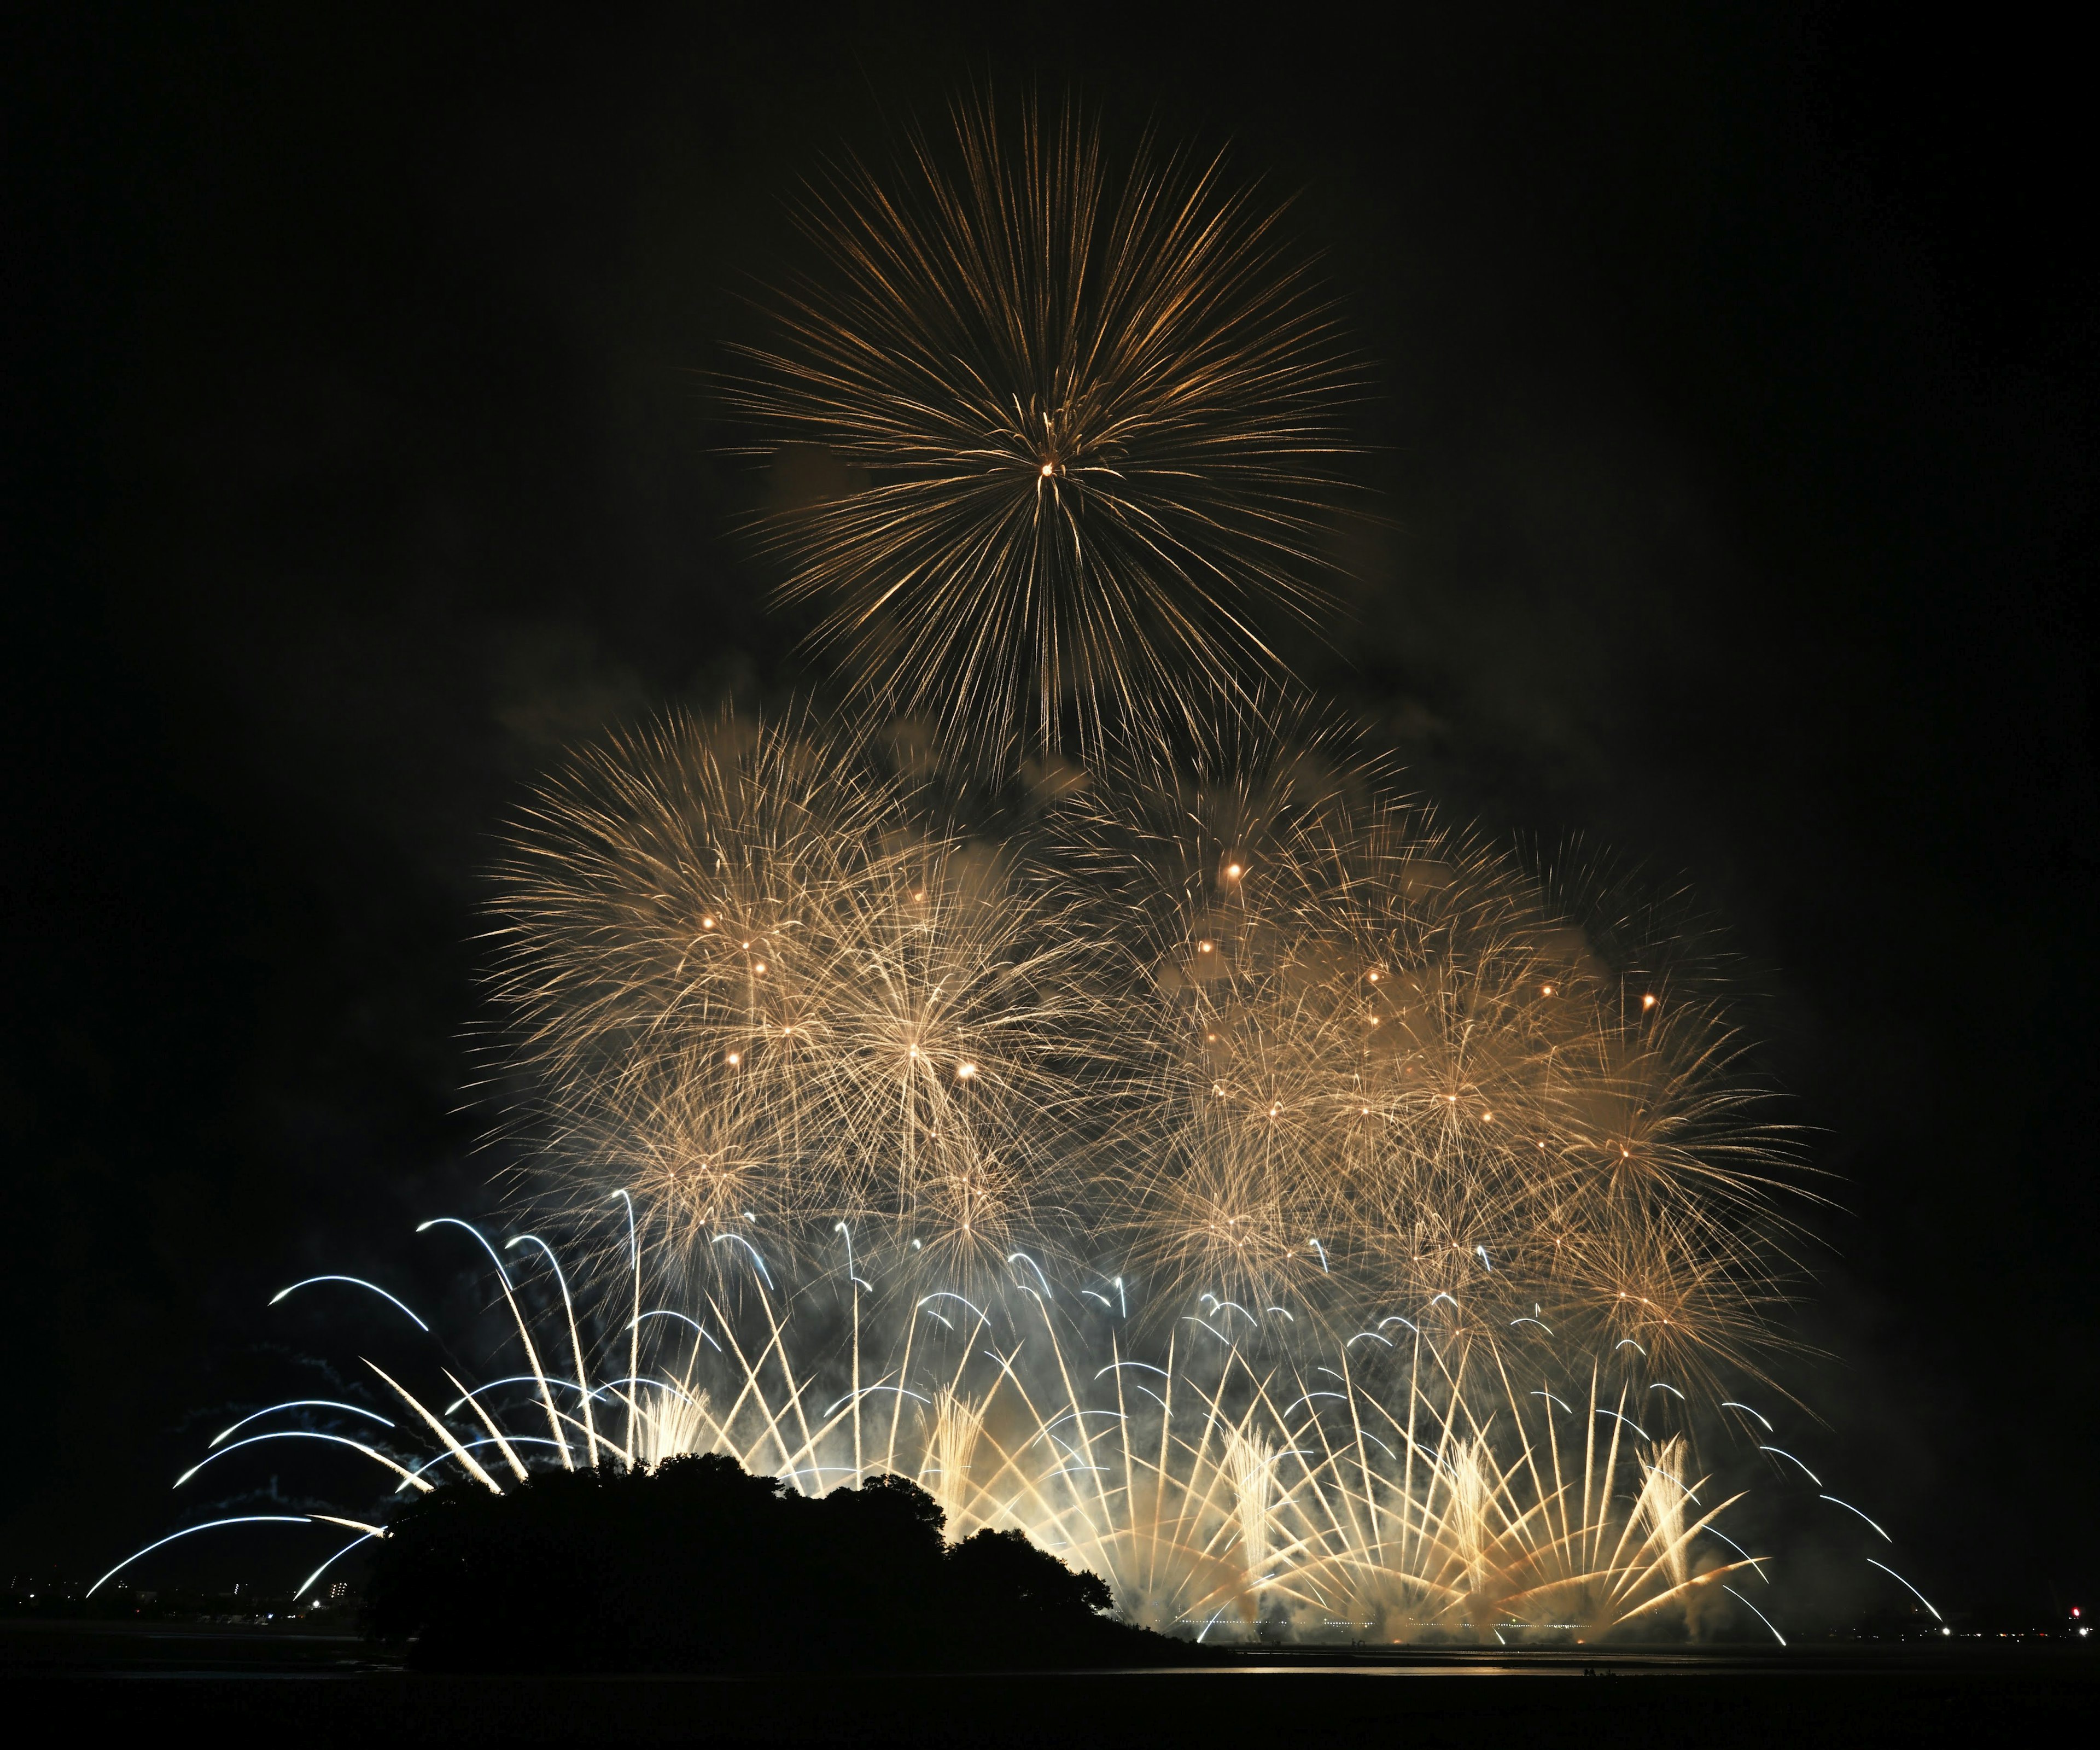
[725,96,1361,756]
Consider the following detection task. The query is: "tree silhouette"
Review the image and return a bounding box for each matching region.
[365,1454,1214,1671]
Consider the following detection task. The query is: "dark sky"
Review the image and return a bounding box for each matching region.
[4,6,2093,1619]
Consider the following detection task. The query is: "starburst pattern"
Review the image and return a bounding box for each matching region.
[490,709,1107,1296]
[726,97,1359,755]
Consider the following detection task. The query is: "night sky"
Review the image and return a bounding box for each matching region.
[5,7,2093,1620]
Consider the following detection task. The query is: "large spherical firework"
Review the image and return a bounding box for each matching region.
[1053,713,1800,1384]
[489,709,1107,1294]
[726,98,1360,756]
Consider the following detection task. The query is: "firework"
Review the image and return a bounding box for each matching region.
[491,708,1806,1369]
[100,1221,1946,1645]
[725,96,1360,756]
[91,696,1863,1642]
[94,1218,1772,1638]
[94,710,1875,1646]
[1052,711,1808,1393]
[490,708,1113,1298]
[80,708,1845,1640]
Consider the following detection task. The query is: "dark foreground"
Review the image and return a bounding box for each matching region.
[6,1620,2093,1747]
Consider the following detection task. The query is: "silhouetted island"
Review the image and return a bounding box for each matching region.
[365,1454,1223,1670]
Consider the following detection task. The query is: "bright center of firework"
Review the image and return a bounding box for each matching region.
[1040,462,1054,477]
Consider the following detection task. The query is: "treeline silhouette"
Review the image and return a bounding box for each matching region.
[365,1454,1218,1670]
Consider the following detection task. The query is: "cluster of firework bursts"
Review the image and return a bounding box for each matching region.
[92,98,1941,1645]
[96,708,1880,1643]
[497,705,1804,1394]
[474,704,1825,1642]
